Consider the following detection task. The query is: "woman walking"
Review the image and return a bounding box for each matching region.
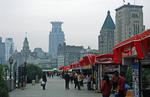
[42,72,47,90]
[101,74,112,97]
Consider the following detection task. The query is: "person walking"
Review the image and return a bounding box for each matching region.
[64,72,70,90]
[42,72,47,90]
[101,74,112,97]
[70,72,73,84]
[86,74,91,90]
[118,72,125,97]
[77,72,82,90]
[74,72,78,89]
[112,71,119,91]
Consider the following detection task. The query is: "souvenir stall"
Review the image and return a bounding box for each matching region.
[113,29,150,97]
[95,54,120,92]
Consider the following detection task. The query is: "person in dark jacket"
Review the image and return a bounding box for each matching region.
[42,72,47,90]
[64,71,70,89]
[101,74,112,97]
[74,72,78,89]
[118,73,125,97]
[112,71,119,90]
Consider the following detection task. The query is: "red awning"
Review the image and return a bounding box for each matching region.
[113,29,150,62]
[64,65,71,70]
[95,54,119,64]
[87,54,97,65]
[58,66,64,70]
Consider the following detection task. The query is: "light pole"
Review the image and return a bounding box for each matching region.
[9,56,13,91]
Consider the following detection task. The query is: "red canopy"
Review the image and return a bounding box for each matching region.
[64,65,71,70]
[113,29,150,62]
[87,54,99,65]
[58,66,64,70]
[79,58,86,66]
[95,54,117,64]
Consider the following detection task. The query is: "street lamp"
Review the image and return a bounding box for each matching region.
[9,56,13,91]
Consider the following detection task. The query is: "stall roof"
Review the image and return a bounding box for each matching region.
[95,54,120,64]
[113,29,150,62]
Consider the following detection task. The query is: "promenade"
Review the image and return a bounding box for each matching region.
[9,77,114,97]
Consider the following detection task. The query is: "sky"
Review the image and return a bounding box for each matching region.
[0,0,150,52]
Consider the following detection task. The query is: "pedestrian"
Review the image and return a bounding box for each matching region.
[74,72,78,89]
[118,72,125,97]
[70,72,73,84]
[86,74,91,90]
[81,72,84,87]
[64,71,70,89]
[77,72,82,90]
[112,71,119,91]
[101,74,112,97]
[42,72,47,90]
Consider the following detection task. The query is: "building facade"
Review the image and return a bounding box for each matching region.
[80,46,99,58]
[5,38,14,61]
[49,21,65,58]
[98,11,115,54]
[114,3,145,45]
[58,43,84,66]
[0,37,5,64]
[13,37,57,69]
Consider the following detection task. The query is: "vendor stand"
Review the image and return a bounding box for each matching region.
[95,54,120,92]
[113,29,150,97]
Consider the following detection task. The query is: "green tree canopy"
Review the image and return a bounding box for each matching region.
[26,64,42,83]
[0,65,9,97]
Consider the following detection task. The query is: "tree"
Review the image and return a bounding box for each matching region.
[125,66,133,86]
[0,64,9,97]
[26,64,42,83]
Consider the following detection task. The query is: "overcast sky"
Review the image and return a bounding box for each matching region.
[0,0,150,52]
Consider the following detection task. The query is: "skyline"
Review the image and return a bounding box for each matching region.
[0,0,150,52]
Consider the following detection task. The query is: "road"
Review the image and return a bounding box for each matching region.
[9,77,114,97]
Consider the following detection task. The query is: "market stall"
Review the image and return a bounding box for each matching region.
[95,54,120,92]
[113,29,150,97]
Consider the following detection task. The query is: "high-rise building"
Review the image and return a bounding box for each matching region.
[5,38,14,61]
[49,21,65,58]
[0,37,5,64]
[114,3,145,45]
[58,43,84,66]
[98,11,115,54]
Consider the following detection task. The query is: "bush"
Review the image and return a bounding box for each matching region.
[125,66,133,86]
[0,65,9,97]
[26,64,42,83]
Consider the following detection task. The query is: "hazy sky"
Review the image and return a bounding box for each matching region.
[0,0,150,52]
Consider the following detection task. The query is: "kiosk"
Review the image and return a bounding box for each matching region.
[95,54,120,92]
[113,29,150,97]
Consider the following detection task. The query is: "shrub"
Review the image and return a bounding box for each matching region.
[0,64,9,97]
[125,66,133,86]
[26,64,42,83]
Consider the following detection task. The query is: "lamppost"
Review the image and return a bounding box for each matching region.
[9,56,13,91]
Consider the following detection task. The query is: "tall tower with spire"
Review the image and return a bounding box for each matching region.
[98,11,115,54]
[21,36,31,57]
[49,21,65,58]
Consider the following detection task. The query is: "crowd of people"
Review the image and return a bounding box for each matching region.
[63,71,85,90]
[62,70,127,97]
[41,70,127,97]
[101,71,126,97]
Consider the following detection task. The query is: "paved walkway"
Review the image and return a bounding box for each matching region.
[9,77,114,97]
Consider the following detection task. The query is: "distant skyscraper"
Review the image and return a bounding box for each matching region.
[0,37,5,63]
[114,3,145,45]
[5,38,14,61]
[98,11,115,54]
[49,21,65,58]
